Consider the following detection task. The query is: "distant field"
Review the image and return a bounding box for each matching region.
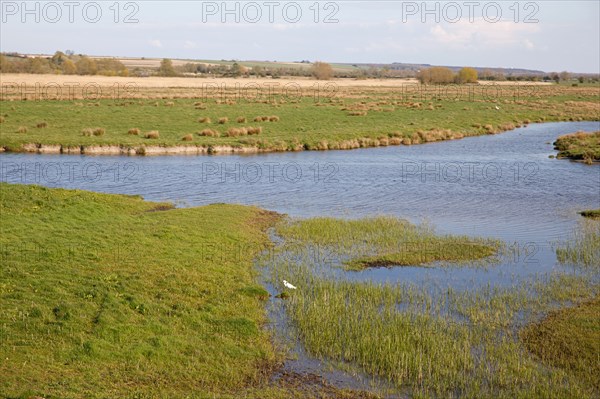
[0,74,597,154]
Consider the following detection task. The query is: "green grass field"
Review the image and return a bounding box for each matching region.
[1,83,598,153]
[0,183,376,399]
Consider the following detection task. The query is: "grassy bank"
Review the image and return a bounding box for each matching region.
[0,183,370,398]
[261,216,600,398]
[554,131,600,163]
[0,79,598,153]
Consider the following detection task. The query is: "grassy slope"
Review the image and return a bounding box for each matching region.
[554,131,600,161]
[0,183,287,398]
[0,85,598,151]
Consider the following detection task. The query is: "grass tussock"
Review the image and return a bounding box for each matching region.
[237,116,247,123]
[198,129,220,137]
[17,126,28,133]
[198,117,211,124]
[36,121,48,128]
[93,128,105,137]
[145,130,159,139]
[224,127,248,137]
[218,117,229,124]
[181,134,193,141]
[0,116,5,123]
[128,128,140,135]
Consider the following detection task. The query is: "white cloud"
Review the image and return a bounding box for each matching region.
[149,39,163,48]
[184,40,196,49]
[429,19,540,49]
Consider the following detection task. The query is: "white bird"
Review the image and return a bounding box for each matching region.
[495,106,500,110]
[283,280,297,290]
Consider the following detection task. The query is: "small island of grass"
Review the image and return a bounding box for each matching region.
[553,131,600,164]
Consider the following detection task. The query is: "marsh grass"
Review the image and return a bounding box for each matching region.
[260,216,600,398]
[276,217,500,270]
[556,219,600,268]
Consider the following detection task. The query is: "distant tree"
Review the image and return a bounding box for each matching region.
[230,62,246,77]
[550,72,560,83]
[0,54,9,72]
[28,57,48,74]
[51,51,67,66]
[456,67,478,83]
[312,61,333,80]
[61,59,77,74]
[559,71,570,82]
[578,76,585,84]
[75,56,97,75]
[158,58,176,77]
[417,67,455,84]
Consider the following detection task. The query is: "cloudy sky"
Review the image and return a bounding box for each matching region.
[1,1,598,73]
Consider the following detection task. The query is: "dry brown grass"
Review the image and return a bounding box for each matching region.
[145,130,160,139]
[93,128,105,137]
[198,129,220,137]
[218,117,229,124]
[36,121,48,128]
[181,134,193,141]
[128,128,141,135]
[224,127,248,137]
[17,126,28,133]
[237,116,247,123]
[268,115,280,122]
[247,127,262,135]
[198,117,211,124]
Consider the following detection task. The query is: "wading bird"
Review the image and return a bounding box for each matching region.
[283,280,297,290]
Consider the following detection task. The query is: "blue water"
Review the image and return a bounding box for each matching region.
[2,121,598,289]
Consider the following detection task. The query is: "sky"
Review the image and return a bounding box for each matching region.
[1,1,599,73]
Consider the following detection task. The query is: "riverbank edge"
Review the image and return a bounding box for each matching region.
[0,125,525,156]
